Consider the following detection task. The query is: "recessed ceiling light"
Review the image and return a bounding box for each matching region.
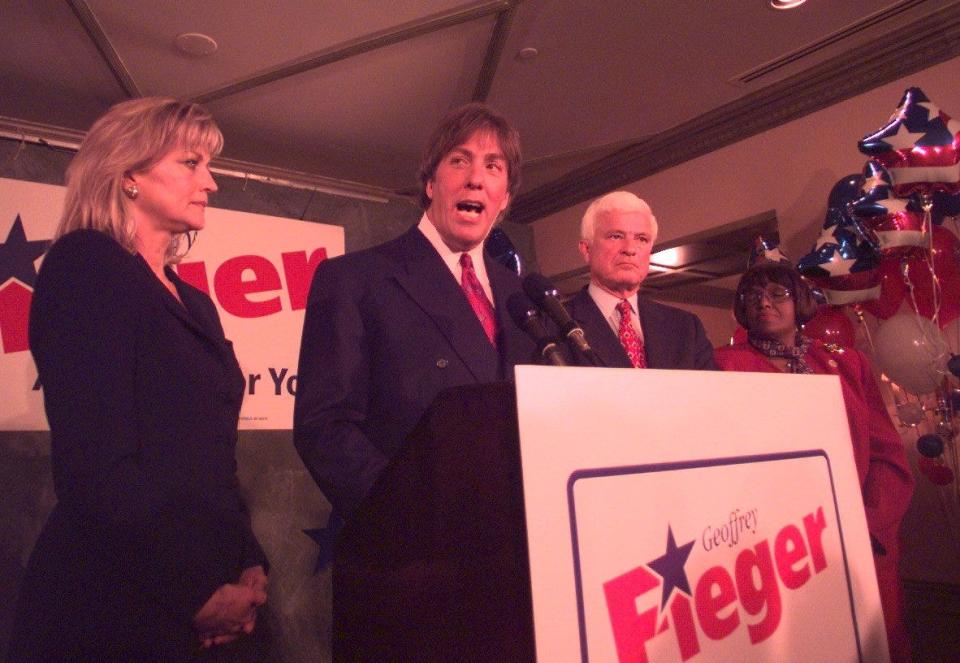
[769,0,807,9]
[174,32,218,57]
[516,47,539,61]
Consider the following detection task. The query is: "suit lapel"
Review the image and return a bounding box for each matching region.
[569,288,632,368]
[392,228,500,382]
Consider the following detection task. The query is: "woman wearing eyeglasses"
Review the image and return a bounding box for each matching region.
[715,261,914,661]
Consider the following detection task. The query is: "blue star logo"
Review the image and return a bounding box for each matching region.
[0,215,50,288]
[303,511,344,574]
[647,525,695,609]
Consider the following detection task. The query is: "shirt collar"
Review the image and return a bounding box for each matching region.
[417,213,491,293]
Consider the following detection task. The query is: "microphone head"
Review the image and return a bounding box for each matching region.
[522,273,559,304]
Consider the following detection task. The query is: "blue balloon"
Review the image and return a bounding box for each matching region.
[485,227,523,276]
[828,173,864,210]
[917,434,945,458]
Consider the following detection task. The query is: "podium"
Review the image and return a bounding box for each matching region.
[332,382,535,661]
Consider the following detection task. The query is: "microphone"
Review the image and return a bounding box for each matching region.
[522,273,603,366]
[506,293,568,367]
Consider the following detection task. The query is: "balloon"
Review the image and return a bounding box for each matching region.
[852,160,926,258]
[937,273,960,328]
[858,87,960,197]
[748,235,789,267]
[930,189,960,225]
[484,227,522,276]
[931,225,960,279]
[873,313,950,394]
[860,257,907,319]
[927,464,955,485]
[896,402,925,426]
[801,306,855,347]
[917,433,945,457]
[902,248,960,324]
[797,208,881,305]
[828,173,865,209]
[949,355,960,378]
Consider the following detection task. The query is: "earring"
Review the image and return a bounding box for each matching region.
[124,184,139,200]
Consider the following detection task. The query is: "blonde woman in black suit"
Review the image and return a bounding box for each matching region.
[8,98,267,661]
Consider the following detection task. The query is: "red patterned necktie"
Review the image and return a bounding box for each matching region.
[460,253,498,347]
[617,299,646,368]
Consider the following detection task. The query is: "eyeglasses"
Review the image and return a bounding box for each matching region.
[741,286,792,306]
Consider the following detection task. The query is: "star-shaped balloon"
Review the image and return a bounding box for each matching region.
[0,215,51,289]
[851,160,925,257]
[798,208,881,305]
[647,525,695,609]
[747,235,789,267]
[859,87,960,196]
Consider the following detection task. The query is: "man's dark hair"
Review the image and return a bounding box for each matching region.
[417,102,521,210]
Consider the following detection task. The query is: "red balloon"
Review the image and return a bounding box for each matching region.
[904,256,939,319]
[861,258,907,319]
[802,305,856,347]
[932,225,960,279]
[731,326,748,344]
[937,272,960,328]
[927,464,956,486]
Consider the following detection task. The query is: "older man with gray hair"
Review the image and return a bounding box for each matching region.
[565,190,716,369]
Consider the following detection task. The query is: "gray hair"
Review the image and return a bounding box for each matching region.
[580,190,658,242]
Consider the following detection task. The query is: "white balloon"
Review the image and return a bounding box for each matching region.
[873,313,950,394]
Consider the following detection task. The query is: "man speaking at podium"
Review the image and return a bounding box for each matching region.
[294,103,534,522]
[567,190,716,370]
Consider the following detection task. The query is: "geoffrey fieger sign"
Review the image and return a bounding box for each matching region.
[0,177,343,430]
[515,366,889,663]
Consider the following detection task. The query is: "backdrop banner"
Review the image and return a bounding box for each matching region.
[0,176,344,430]
[515,365,888,663]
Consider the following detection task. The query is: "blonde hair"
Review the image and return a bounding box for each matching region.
[581,190,658,243]
[57,97,223,263]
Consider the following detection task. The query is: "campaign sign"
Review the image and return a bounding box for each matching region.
[515,366,888,663]
[0,177,343,430]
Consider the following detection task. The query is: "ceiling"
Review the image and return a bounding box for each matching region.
[3,1,960,262]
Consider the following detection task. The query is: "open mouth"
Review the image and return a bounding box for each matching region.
[456,200,485,217]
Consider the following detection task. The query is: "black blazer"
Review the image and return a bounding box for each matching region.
[293,226,536,518]
[9,230,266,661]
[565,286,717,370]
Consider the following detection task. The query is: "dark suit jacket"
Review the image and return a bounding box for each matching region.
[565,286,717,370]
[293,226,536,518]
[9,230,266,662]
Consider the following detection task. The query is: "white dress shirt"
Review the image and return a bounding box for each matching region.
[587,282,644,341]
[417,214,494,304]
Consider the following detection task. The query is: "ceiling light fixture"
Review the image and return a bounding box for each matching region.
[769,0,807,9]
[516,47,539,61]
[175,32,218,57]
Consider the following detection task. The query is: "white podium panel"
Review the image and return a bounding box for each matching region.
[515,366,887,663]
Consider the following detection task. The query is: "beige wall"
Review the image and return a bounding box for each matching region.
[532,56,960,583]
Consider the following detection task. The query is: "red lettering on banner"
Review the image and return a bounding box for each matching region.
[176,261,211,294]
[173,248,328,317]
[803,507,828,572]
[669,593,700,660]
[774,525,810,589]
[0,282,31,353]
[602,506,829,661]
[735,540,781,644]
[603,565,660,663]
[282,248,327,310]
[694,566,738,640]
[214,255,282,318]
